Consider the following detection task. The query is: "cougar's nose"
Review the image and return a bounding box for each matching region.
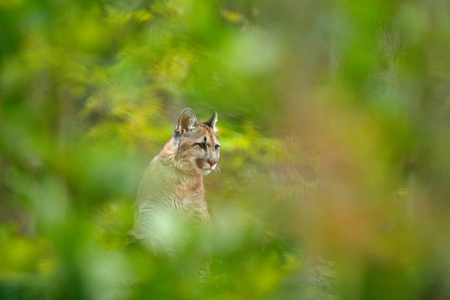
[207,160,217,167]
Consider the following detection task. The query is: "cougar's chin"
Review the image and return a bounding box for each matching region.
[202,169,212,175]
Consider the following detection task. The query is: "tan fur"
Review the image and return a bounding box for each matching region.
[132,109,220,264]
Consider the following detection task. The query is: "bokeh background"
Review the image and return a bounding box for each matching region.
[1,0,450,299]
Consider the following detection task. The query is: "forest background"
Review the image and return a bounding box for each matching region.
[1,0,450,299]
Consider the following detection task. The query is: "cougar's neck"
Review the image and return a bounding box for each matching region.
[158,136,177,164]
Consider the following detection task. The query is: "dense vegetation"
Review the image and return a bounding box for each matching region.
[1,0,450,299]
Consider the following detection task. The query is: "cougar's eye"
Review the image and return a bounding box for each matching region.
[196,142,207,150]
[215,144,220,150]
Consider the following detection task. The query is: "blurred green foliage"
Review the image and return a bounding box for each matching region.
[1,0,450,299]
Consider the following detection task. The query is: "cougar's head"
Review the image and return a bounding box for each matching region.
[173,108,220,175]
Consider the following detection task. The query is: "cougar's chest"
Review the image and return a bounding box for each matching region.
[174,176,207,212]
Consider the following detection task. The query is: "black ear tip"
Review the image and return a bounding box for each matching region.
[203,111,218,128]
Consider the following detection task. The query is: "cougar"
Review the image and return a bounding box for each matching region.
[132,108,220,270]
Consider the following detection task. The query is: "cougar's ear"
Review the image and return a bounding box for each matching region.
[175,108,198,136]
[203,111,218,131]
